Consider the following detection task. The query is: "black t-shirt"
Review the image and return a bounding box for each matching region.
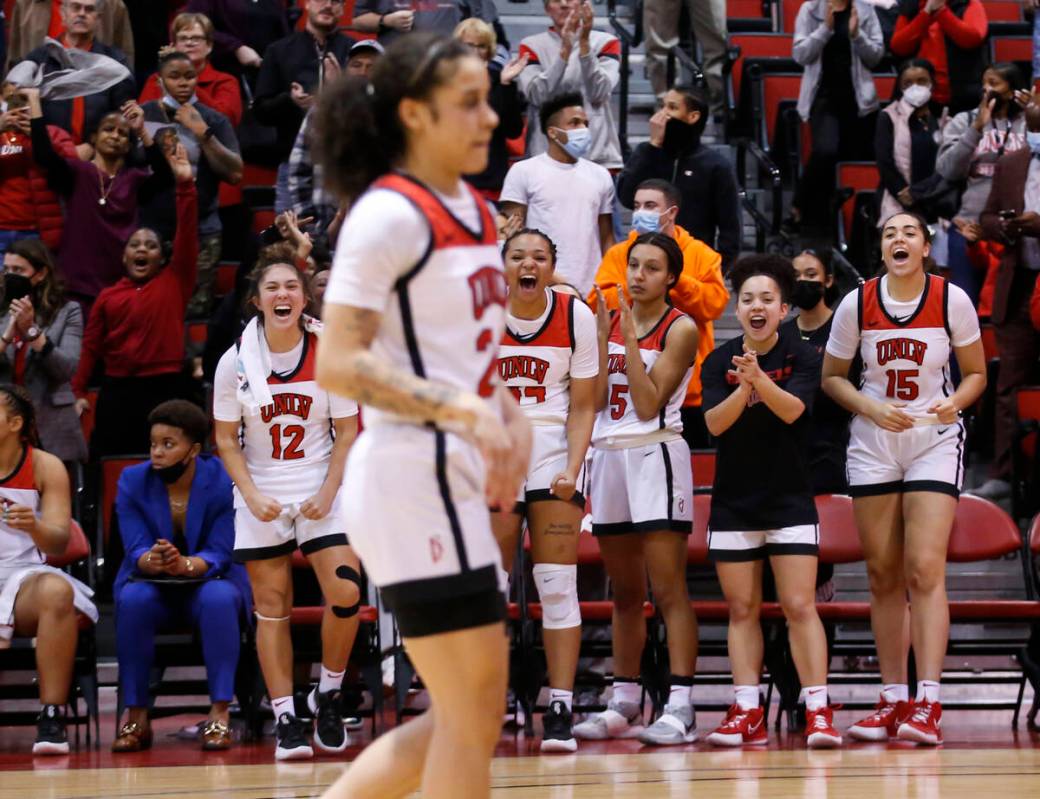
[702,325,821,531]
[781,315,858,495]
[819,8,855,106]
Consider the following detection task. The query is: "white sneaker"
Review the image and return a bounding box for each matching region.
[572,700,644,740]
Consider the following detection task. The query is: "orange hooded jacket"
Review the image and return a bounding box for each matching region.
[587,225,729,407]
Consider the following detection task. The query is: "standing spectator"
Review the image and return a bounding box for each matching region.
[0,90,77,253]
[7,0,134,71]
[499,92,615,294]
[455,19,527,197]
[72,147,198,457]
[184,0,289,75]
[789,0,884,234]
[138,12,243,126]
[122,0,175,87]
[890,0,988,115]
[140,50,242,319]
[0,240,85,463]
[112,401,249,753]
[352,0,501,46]
[643,0,725,115]
[589,179,728,448]
[14,0,136,146]
[937,62,1029,305]
[617,84,741,270]
[288,40,385,236]
[876,59,943,224]
[25,87,172,316]
[253,0,354,213]
[517,0,622,171]
[973,102,1040,501]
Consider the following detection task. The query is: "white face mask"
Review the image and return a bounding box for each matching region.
[902,84,932,109]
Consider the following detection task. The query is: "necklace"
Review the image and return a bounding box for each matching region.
[96,166,117,206]
[169,497,187,511]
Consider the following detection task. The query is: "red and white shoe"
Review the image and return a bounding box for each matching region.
[805,706,842,749]
[897,701,942,745]
[706,705,767,747]
[847,697,913,741]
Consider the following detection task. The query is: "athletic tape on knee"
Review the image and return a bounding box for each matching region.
[332,564,362,618]
[532,563,580,630]
[254,611,290,622]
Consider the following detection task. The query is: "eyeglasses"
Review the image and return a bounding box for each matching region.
[176,34,208,44]
[68,2,98,13]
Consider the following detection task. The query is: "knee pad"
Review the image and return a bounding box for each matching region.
[331,564,362,618]
[532,563,580,630]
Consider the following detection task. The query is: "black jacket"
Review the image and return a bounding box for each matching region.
[617,140,742,270]
[465,65,525,192]
[253,30,355,162]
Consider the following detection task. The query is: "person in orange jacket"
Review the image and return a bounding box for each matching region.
[588,178,729,446]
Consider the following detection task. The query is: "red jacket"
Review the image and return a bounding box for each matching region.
[73,181,198,395]
[1031,272,1040,332]
[965,238,1002,320]
[138,61,243,126]
[0,125,77,249]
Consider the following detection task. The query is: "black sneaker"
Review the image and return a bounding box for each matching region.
[274,713,314,761]
[307,688,347,754]
[33,704,69,755]
[541,700,577,753]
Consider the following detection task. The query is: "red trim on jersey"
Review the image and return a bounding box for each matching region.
[518,43,540,64]
[267,331,318,385]
[608,306,686,350]
[502,292,573,348]
[0,446,34,491]
[861,273,946,331]
[371,174,497,249]
[599,38,622,58]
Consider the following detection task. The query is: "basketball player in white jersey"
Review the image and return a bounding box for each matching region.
[0,385,93,756]
[493,228,599,753]
[312,34,531,799]
[213,259,362,761]
[572,232,701,747]
[823,212,986,745]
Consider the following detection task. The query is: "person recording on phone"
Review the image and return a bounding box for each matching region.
[971,101,1040,503]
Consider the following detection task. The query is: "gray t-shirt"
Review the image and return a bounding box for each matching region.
[356,0,484,44]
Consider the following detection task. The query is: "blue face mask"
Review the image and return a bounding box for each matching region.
[631,209,662,234]
[1028,130,1040,155]
[555,126,591,160]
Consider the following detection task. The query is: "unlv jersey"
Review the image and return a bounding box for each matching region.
[593,307,691,445]
[0,447,42,570]
[498,290,579,426]
[856,273,962,418]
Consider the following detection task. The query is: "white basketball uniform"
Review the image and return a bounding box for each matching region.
[590,307,694,535]
[213,331,359,560]
[498,289,598,511]
[826,273,981,497]
[326,174,508,632]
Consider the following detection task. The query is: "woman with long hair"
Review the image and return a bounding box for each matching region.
[313,32,531,799]
[822,211,986,744]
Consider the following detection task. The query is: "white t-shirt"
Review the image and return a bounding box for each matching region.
[499,153,615,295]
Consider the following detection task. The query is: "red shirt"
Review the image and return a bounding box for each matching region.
[138,61,243,127]
[73,182,198,395]
[0,130,37,230]
[890,1,988,106]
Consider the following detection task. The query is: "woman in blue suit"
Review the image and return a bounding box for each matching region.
[112,399,251,752]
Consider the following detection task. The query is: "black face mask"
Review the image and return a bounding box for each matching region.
[154,456,191,485]
[3,273,33,304]
[662,116,701,155]
[985,90,1008,111]
[791,280,825,311]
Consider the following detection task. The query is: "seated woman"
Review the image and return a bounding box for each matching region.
[0,240,87,464]
[71,146,200,458]
[112,400,250,752]
[0,384,96,756]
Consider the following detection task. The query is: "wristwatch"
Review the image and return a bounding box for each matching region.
[24,325,41,342]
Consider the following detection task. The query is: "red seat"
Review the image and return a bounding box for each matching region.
[759,72,802,148]
[780,0,804,33]
[729,33,793,103]
[947,494,1022,562]
[47,520,91,569]
[187,321,207,345]
[992,37,1032,63]
[252,208,276,235]
[215,262,238,297]
[981,324,1000,361]
[986,1,1025,22]
[99,456,147,548]
[875,74,898,105]
[727,0,768,17]
[815,493,862,564]
[691,449,716,493]
[835,161,880,244]
[687,493,712,565]
[243,163,277,190]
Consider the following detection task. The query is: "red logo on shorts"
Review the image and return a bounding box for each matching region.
[429,536,444,564]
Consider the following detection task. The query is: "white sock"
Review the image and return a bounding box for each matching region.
[272,695,295,719]
[916,680,940,704]
[734,685,759,711]
[612,679,641,706]
[882,683,909,703]
[800,685,828,712]
[318,665,345,694]
[549,688,573,711]
[668,683,692,708]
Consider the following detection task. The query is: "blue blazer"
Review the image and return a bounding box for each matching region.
[113,454,251,608]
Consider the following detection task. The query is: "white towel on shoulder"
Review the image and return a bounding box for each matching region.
[236,315,323,417]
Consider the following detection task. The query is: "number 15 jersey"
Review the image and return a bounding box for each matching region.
[826,273,980,420]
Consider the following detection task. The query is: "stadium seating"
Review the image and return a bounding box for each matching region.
[726,33,793,117]
[691,449,716,494]
[833,160,880,263]
[1012,386,1040,521]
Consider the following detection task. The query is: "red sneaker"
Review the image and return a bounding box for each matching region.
[897,701,942,745]
[847,697,913,741]
[805,706,842,749]
[706,704,767,747]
